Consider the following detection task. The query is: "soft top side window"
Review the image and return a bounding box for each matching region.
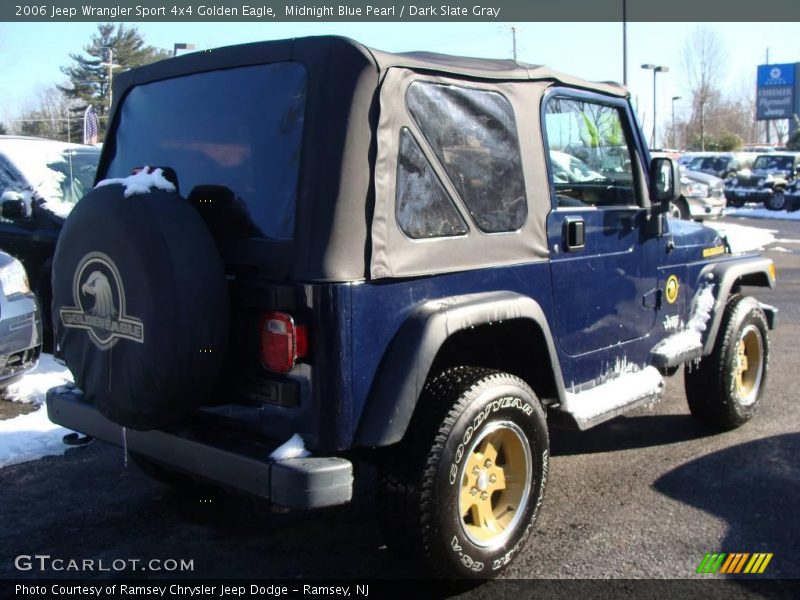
[396,128,469,240]
[405,81,527,233]
[544,96,640,209]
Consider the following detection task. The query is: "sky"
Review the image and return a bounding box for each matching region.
[0,21,797,145]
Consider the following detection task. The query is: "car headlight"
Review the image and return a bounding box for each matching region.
[686,182,709,198]
[726,177,737,187]
[0,259,31,297]
[758,178,766,186]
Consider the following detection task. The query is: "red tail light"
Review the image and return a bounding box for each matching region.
[260,312,308,373]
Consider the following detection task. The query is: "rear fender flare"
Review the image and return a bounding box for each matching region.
[354,291,565,447]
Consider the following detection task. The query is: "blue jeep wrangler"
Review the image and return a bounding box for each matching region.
[46,37,777,578]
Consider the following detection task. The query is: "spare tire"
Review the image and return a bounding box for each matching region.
[52,182,229,430]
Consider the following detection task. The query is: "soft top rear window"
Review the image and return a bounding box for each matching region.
[106,62,307,241]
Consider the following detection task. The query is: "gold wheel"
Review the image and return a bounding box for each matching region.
[458,420,531,548]
[734,324,763,406]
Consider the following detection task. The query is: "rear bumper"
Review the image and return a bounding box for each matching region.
[46,386,353,509]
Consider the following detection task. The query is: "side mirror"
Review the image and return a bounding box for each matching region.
[1,193,28,220]
[649,157,681,211]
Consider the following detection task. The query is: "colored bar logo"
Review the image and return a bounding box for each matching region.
[697,552,773,574]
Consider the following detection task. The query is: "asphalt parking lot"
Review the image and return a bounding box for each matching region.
[0,216,797,587]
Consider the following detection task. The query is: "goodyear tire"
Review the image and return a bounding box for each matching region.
[51,182,229,430]
[764,188,787,211]
[380,367,548,578]
[685,295,770,430]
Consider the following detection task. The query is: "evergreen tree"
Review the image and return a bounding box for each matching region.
[59,23,170,142]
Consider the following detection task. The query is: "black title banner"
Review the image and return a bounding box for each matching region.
[4,0,800,22]
[5,579,800,599]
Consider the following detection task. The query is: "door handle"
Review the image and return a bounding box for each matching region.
[563,217,585,251]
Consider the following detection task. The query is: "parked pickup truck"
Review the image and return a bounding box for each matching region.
[47,36,778,578]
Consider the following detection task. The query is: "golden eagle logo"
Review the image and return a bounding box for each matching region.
[59,252,144,350]
[81,271,117,319]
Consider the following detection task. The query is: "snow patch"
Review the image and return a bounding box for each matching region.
[651,284,716,361]
[269,433,311,460]
[0,406,71,468]
[2,141,71,204]
[0,354,75,469]
[3,354,74,406]
[703,221,776,253]
[39,199,75,219]
[727,206,800,222]
[96,168,176,198]
[564,366,663,419]
[769,246,792,253]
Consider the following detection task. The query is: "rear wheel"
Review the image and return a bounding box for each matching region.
[764,188,787,211]
[379,367,548,578]
[685,295,769,430]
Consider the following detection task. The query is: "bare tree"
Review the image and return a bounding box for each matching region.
[682,27,726,151]
[11,86,72,141]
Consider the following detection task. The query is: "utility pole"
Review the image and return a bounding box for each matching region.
[100,48,120,108]
[107,49,113,106]
[511,26,517,61]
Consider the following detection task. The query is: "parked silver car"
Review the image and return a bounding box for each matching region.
[652,152,726,220]
[0,250,41,387]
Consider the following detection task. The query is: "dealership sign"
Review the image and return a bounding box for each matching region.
[756,63,798,120]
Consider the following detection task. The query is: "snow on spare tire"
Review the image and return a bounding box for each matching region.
[52,168,229,430]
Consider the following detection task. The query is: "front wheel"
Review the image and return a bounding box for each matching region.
[668,197,690,220]
[726,196,745,208]
[765,189,787,211]
[685,295,770,430]
[379,367,548,578]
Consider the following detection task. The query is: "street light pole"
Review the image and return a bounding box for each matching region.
[622,0,627,86]
[641,64,669,148]
[173,42,196,57]
[671,96,682,149]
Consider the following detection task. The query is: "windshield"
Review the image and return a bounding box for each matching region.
[690,156,729,171]
[1,143,100,215]
[753,156,793,171]
[106,62,307,241]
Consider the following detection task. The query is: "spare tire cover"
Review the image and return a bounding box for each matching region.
[52,183,229,430]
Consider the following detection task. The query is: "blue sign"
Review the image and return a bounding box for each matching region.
[756,63,797,120]
[757,63,795,87]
